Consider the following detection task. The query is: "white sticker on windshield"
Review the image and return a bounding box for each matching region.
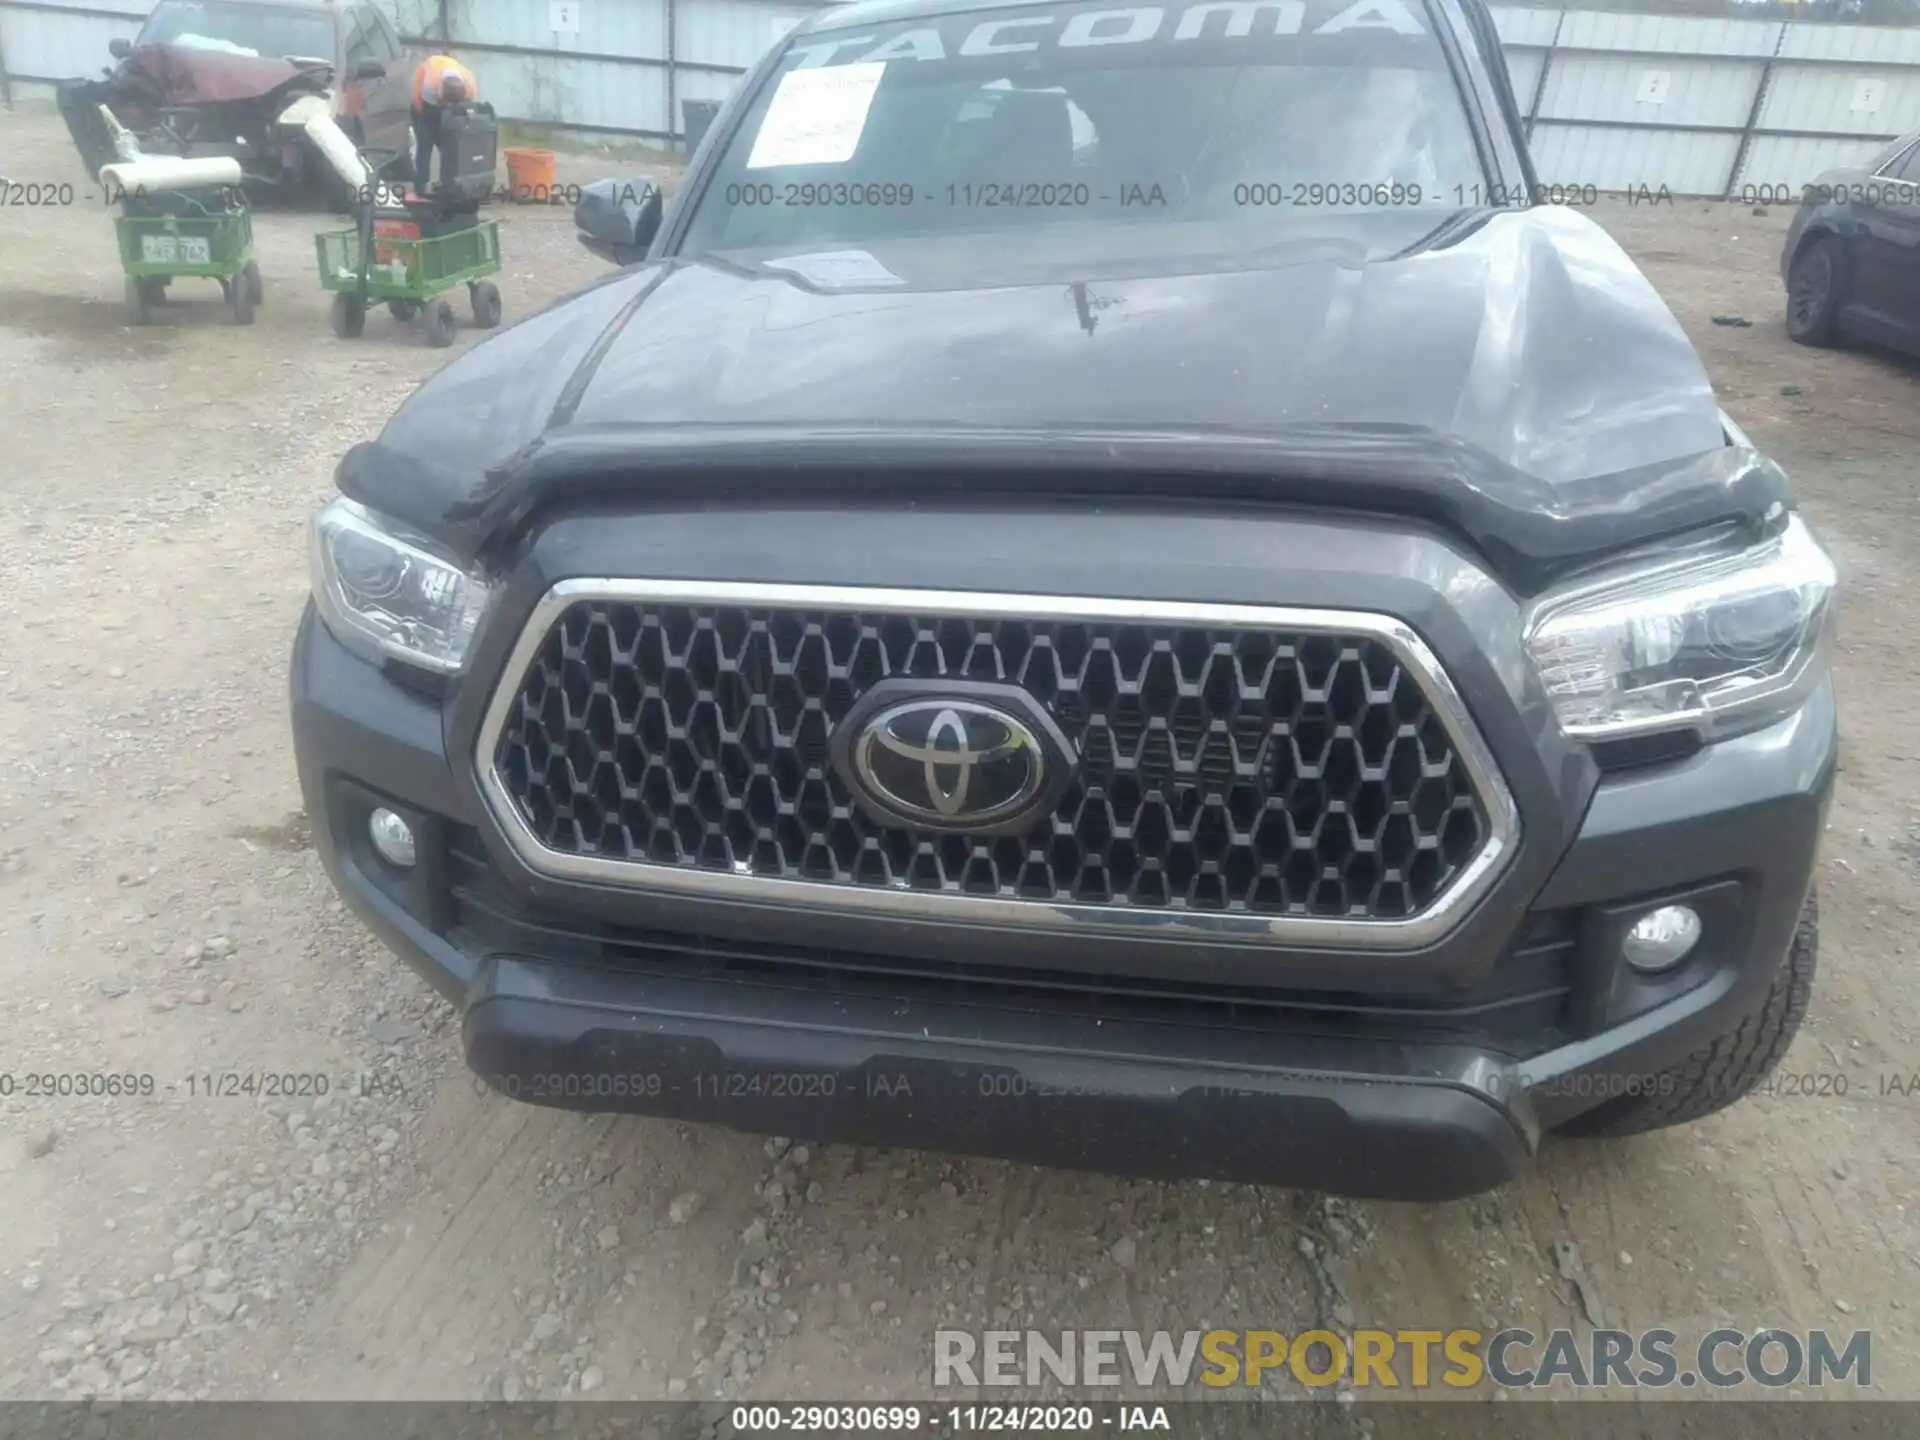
[747,61,885,169]
[762,250,905,288]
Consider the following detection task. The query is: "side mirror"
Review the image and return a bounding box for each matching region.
[109,37,133,58]
[351,58,386,81]
[574,178,663,266]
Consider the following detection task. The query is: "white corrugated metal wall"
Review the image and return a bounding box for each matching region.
[5,0,1920,189]
[417,0,817,141]
[0,0,148,102]
[1499,8,1920,193]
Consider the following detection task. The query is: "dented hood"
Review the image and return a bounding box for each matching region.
[342,205,1785,591]
[118,42,312,104]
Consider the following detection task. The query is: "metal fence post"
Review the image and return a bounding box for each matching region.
[1523,7,1566,145]
[1725,21,1788,199]
[666,0,678,149]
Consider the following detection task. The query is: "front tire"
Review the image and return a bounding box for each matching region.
[1558,893,1818,1139]
[1786,236,1845,347]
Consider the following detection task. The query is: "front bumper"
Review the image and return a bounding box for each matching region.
[291,595,1834,1200]
[467,954,1535,1200]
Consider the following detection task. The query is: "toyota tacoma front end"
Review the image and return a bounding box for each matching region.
[289,0,1837,1200]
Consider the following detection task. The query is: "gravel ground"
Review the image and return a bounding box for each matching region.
[1,98,1918,1408]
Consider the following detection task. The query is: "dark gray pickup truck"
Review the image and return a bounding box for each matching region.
[291,0,1838,1200]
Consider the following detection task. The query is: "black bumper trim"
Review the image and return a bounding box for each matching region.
[463,956,1529,1202]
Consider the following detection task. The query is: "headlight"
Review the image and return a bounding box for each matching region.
[309,497,492,673]
[1524,514,1836,742]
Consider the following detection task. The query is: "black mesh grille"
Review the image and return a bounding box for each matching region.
[490,601,1494,921]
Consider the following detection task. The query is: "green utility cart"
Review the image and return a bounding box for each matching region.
[314,214,503,348]
[116,196,263,326]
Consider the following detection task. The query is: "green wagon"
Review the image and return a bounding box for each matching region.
[314,216,503,348]
[116,206,263,326]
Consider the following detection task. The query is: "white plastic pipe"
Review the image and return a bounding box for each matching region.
[298,106,406,206]
[275,93,332,129]
[300,107,370,191]
[287,101,392,201]
[96,103,144,163]
[98,155,245,193]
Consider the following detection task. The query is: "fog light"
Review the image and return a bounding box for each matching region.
[368,807,416,868]
[1622,904,1701,973]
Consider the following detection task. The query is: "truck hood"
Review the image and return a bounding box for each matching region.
[344,205,1786,591]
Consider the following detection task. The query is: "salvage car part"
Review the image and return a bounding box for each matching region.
[59,44,336,191]
[60,0,413,202]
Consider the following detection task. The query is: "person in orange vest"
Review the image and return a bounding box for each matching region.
[410,54,478,195]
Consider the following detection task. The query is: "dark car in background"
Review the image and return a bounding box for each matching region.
[1783,126,1920,354]
[294,0,1837,1201]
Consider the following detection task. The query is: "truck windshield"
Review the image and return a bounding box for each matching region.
[136,0,336,62]
[677,0,1487,262]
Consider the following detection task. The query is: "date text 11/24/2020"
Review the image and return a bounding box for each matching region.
[728,1404,1175,1432]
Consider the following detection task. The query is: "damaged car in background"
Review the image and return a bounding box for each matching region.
[295,0,1839,1201]
[58,0,413,197]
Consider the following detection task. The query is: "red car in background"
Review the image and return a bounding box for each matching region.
[61,0,417,197]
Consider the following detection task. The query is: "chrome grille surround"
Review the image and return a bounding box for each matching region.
[474,580,1521,951]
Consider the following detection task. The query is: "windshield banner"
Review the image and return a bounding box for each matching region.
[782,0,1443,73]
